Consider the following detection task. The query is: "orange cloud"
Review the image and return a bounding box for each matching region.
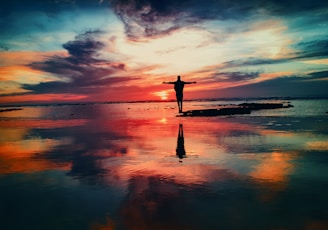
[0,65,63,97]
[0,51,68,101]
[0,50,66,66]
[0,80,31,95]
[0,65,50,82]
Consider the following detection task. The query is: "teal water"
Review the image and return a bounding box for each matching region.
[0,99,327,229]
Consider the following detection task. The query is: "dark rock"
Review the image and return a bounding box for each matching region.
[0,108,22,113]
[180,107,251,117]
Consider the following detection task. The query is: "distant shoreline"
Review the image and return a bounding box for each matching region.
[0,108,23,113]
[0,96,327,108]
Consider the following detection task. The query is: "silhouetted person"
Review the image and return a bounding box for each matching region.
[176,124,186,162]
[163,75,196,113]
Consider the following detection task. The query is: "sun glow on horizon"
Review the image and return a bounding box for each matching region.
[152,90,170,100]
[0,1,327,104]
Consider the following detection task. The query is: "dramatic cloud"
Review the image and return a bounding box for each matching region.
[25,30,131,98]
[203,71,261,83]
[0,0,328,104]
[306,70,328,80]
[63,31,105,63]
[212,71,328,98]
[222,58,289,69]
[294,39,328,60]
[109,0,256,39]
[109,0,328,40]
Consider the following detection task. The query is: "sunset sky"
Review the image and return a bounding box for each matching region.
[1,0,328,104]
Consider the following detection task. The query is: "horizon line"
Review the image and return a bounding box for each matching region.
[1,96,328,108]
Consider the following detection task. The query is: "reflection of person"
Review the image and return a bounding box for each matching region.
[176,124,186,162]
[163,75,196,113]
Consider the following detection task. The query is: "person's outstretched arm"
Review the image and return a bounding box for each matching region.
[184,81,197,84]
[163,81,176,84]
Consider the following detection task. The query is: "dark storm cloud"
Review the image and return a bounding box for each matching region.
[0,44,9,51]
[29,30,108,74]
[109,0,190,39]
[294,39,328,60]
[1,0,326,41]
[23,76,132,94]
[214,71,260,82]
[307,70,328,80]
[63,31,105,62]
[0,0,99,15]
[2,0,325,16]
[25,30,133,96]
[216,71,328,98]
[222,58,288,69]
[109,0,255,39]
[109,0,328,39]
[221,38,328,69]
[196,70,261,86]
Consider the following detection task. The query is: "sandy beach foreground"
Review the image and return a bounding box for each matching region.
[0,99,327,230]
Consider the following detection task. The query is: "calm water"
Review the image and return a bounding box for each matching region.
[0,99,327,230]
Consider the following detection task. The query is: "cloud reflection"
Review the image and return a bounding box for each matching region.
[1,103,327,229]
[0,104,306,187]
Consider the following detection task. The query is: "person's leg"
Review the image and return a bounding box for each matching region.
[179,95,183,112]
[178,100,182,113]
[176,94,183,113]
[176,99,180,112]
[180,99,182,113]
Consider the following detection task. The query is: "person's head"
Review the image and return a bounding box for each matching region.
[177,75,181,81]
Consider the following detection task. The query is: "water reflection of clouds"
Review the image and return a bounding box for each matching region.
[0,108,308,187]
[0,120,76,174]
[249,151,296,185]
[0,110,238,184]
[1,104,327,229]
[306,140,328,151]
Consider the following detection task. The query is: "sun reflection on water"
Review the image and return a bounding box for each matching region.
[0,101,327,229]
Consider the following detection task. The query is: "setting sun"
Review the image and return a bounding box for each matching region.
[152,91,169,100]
